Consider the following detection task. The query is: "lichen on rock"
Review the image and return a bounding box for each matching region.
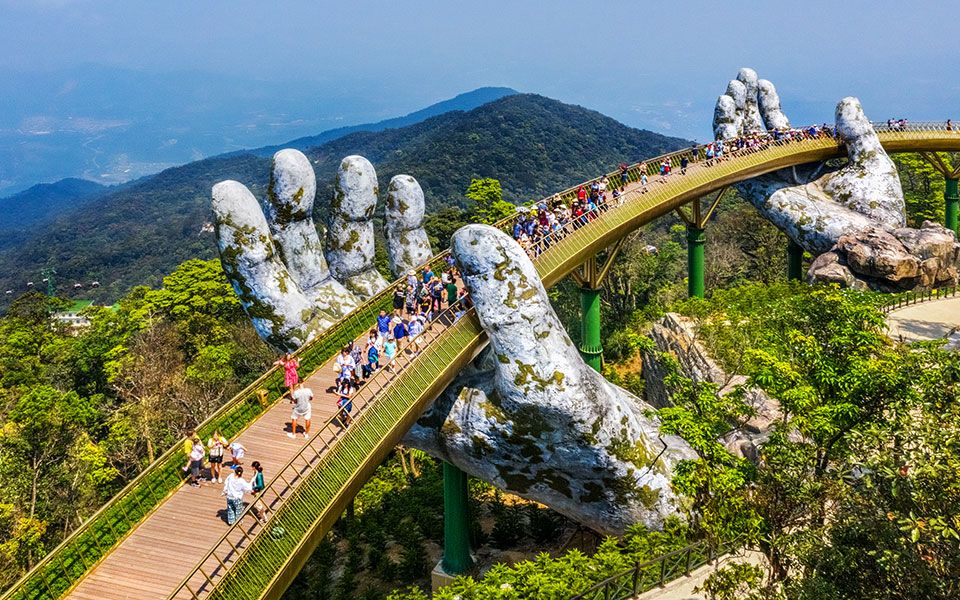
[404,225,696,534]
[385,174,433,278]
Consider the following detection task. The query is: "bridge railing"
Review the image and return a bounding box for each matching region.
[566,538,742,600]
[6,121,956,600]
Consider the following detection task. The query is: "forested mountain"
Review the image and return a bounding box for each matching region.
[252,86,517,156]
[0,178,107,238]
[0,94,688,305]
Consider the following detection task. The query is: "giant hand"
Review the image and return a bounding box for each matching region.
[404,225,696,535]
[212,150,431,351]
[714,68,959,290]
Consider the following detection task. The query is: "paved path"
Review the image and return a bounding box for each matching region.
[886,296,960,346]
[635,550,765,600]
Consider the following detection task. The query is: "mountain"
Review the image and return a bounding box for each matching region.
[0,94,689,305]
[0,178,107,240]
[253,87,518,156]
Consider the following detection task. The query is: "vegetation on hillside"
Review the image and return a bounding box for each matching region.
[0,94,687,308]
[0,259,273,587]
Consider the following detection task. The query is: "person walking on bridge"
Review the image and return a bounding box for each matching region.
[289,382,313,439]
[207,431,228,483]
[274,353,300,391]
[222,466,253,525]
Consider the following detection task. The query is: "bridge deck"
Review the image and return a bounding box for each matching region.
[67,363,342,599]
[10,125,959,600]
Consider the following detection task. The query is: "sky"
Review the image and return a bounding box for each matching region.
[0,0,957,190]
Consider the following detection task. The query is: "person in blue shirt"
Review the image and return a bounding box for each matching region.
[376,310,391,343]
[422,267,434,284]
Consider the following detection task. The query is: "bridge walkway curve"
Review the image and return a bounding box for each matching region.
[4,123,959,600]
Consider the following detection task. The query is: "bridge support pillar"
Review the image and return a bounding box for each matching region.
[579,286,603,372]
[787,240,804,281]
[676,189,727,299]
[570,243,625,373]
[946,178,959,236]
[687,227,706,299]
[440,462,473,576]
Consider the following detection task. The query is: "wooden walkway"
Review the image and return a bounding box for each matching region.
[67,340,355,599]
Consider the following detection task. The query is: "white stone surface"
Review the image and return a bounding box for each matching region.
[385,174,433,278]
[325,155,389,298]
[212,180,333,351]
[405,225,696,535]
[264,150,358,317]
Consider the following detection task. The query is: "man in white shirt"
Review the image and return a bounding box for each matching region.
[222,466,253,525]
[289,384,313,439]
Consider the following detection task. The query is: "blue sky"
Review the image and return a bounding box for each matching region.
[0,0,956,189]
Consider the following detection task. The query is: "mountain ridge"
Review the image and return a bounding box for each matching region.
[0,93,689,305]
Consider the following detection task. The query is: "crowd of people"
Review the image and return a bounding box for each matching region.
[181,263,472,526]
[508,124,845,257]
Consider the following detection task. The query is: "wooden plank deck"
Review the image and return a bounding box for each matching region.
[66,331,369,599]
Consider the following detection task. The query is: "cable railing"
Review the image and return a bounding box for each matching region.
[6,122,960,600]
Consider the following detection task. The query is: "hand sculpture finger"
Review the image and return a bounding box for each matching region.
[712,67,957,290]
[212,180,334,351]
[325,156,390,298]
[266,150,358,317]
[404,224,695,534]
[385,175,433,278]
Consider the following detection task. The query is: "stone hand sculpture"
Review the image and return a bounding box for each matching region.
[212,150,430,351]
[714,68,959,290]
[405,225,696,534]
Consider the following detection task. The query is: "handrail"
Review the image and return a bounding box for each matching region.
[566,538,742,600]
[881,285,959,314]
[6,121,960,600]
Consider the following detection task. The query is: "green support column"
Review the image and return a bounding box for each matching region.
[579,286,603,372]
[441,462,473,575]
[687,227,706,299]
[946,178,959,236]
[787,240,804,281]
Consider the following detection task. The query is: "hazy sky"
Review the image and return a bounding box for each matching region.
[2,0,957,142]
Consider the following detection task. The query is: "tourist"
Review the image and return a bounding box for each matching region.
[392,285,405,316]
[274,353,300,391]
[408,313,426,356]
[349,343,364,377]
[222,466,252,525]
[181,428,196,473]
[207,430,228,483]
[392,315,408,352]
[289,382,313,439]
[619,163,630,190]
[335,346,355,380]
[229,440,247,467]
[364,339,380,378]
[377,309,391,343]
[404,284,417,316]
[336,379,354,427]
[250,461,268,523]
[183,435,205,487]
[948,119,953,131]
[446,274,458,309]
[640,172,648,192]
[383,335,398,373]
[680,156,689,175]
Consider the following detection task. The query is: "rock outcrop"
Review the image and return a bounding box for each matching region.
[405,226,696,534]
[642,313,782,460]
[713,68,960,291]
[326,156,391,299]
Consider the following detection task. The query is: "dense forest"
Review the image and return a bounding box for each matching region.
[0,94,687,308]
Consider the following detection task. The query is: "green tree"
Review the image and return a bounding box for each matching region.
[465,178,515,224]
